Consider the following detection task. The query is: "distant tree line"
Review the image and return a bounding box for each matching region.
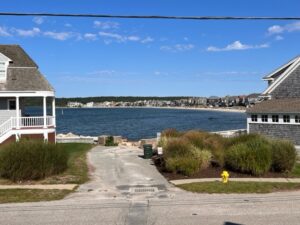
[24,96,191,107]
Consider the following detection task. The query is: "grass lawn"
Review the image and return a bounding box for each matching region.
[178,181,300,194]
[291,163,300,177]
[0,189,72,204]
[41,143,93,184]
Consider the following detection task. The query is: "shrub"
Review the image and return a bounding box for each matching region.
[182,130,208,149]
[270,140,296,172]
[163,138,193,158]
[0,140,68,181]
[227,133,263,147]
[194,148,212,170]
[165,156,200,176]
[163,139,212,176]
[105,136,118,146]
[162,128,182,138]
[225,137,272,176]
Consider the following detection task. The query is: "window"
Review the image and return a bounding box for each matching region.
[251,114,257,122]
[262,115,268,122]
[0,62,6,80]
[295,115,300,123]
[272,115,279,123]
[283,115,290,123]
[8,99,16,110]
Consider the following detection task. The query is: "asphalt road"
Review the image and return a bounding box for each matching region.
[1,146,300,225]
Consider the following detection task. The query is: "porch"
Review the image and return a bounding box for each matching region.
[0,92,56,143]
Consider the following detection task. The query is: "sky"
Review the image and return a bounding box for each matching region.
[0,0,300,97]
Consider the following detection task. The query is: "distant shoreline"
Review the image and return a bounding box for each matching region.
[57,106,246,113]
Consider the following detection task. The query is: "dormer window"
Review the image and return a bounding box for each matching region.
[0,52,12,82]
[0,61,8,81]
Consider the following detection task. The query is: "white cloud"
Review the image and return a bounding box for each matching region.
[94,21,119,30]
[207,41,269,52]
[160,44,195,52]
[268,25,284,34]
[141,36,154,43]
[267,22,300,35]
[99,31,124,42]
[64,23,72,27]
[127,36,140,41]
[275,35,284,41]
[43,31,73,40]
[13,27,40,37]
[84,33,97,41]
[154,71,169,76]
[0,26,11,36]
[88,70,116,76]
[32,16,45,25]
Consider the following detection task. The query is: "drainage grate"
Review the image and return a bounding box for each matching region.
[131,187,157,193]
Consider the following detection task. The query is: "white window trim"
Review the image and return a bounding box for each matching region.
[0,61,9,82]
[248,113,300,125]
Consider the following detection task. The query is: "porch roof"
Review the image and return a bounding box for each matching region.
[246,98,300,114]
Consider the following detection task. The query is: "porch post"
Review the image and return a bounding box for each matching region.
[16,96,20,129]
[43,96,47,129]
[52,97,56,127]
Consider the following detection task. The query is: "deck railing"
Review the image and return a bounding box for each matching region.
[14,116,55,128]
[0,116,55,138]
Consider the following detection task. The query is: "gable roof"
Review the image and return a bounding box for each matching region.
[246,98,300,114]
[0,45,37,67]
[0,45,54,92]
[0,68,54,92]
[262,56,300,95]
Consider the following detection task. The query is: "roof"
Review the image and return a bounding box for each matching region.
[0,45,53,92]
[263,55,300,80]
[262,56,300,95]
[0,45,37,67]
[0,68,54,92]
[246,99,300,113]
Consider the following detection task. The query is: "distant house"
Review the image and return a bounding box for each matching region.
[0,45,56,145]
[67,101,83,108]
[247,55,300,144]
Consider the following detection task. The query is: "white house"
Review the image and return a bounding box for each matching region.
[0,45,56,144]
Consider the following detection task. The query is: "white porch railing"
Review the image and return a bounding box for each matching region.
[0,116,55,138]
[14,116,55,128]
[0,118,13,137]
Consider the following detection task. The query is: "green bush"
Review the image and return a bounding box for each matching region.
[183,130,208,149]
[271,140,296,172]
[225,137,272,176]
[105,136,118,146]
[0,140,68,181]
[165,156,200,176]
[226,133,263,147]
[164,139,212,176]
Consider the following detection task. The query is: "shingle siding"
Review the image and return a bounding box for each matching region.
[271,65,300,98]
[249,123,300,145]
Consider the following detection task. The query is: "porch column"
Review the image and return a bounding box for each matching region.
[43,96,47,129]
[16,96,20,129]
[52,97,56,127]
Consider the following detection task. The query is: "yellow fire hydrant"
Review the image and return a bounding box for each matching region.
[221,170,229,183]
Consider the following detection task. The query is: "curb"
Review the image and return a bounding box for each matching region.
[170,178,300,185]
[0,184,77,190]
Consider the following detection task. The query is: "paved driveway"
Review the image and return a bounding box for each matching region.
[1,146,300,225]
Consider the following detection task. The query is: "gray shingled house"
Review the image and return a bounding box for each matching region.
[0,45,56,144]
[247,55,300,144]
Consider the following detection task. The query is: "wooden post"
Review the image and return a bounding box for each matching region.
[52,97,56,127]
[16,96,19,129]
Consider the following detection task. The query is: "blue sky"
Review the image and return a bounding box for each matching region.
[0,0,300,97]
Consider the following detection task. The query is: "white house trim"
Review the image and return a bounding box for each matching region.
[262,57,300,95]
[0,91,55,97]
[262,56,300,80]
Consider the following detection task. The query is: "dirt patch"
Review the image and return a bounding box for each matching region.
[153,156,289,180]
